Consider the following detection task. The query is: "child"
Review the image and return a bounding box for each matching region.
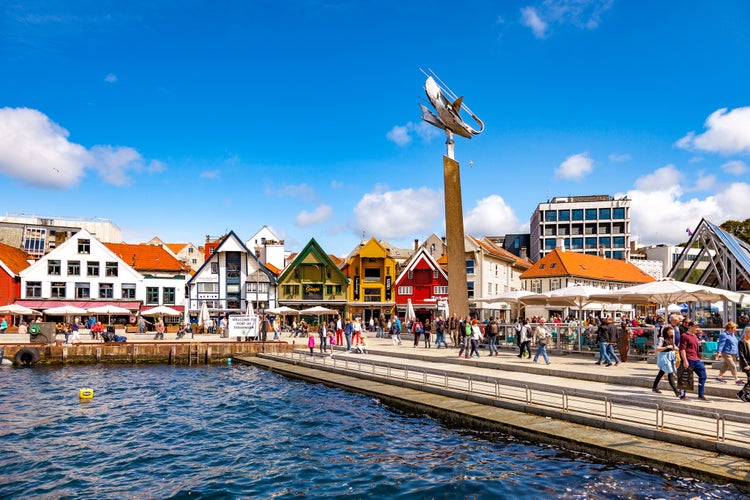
[327,327,336,353]
[307,329,316,356]
[356,333,369,354]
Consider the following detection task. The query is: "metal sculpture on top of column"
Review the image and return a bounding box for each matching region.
[419,69,484,320]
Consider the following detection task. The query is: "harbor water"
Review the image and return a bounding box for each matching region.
[0,364,743,499]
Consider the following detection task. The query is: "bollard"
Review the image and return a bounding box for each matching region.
[227,357,232,366]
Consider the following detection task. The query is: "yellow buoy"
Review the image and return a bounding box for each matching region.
[79,388,94,400]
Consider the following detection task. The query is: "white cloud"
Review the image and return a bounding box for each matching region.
[386,121,441,146]
[0,107,158,188]
[625,166,750,245]
[104,73,117,83]
[633,164,682,192]
[200,169,220,179]
[721,160,748,175]
[464,195,522,236]
[330,180,344,189]
[555,152,593,180]
[264,182,316,200]
[692,173,716,191]
[353,187,442,238]
[677,106,750,155]
[386,125,411,146]
[295,204,333,227]
[521,1,613,38]
[608,153,631,163]
[521,7,547,38]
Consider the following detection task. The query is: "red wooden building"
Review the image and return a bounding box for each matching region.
[394,247,449,323]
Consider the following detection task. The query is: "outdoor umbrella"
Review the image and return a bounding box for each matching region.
[266,306,300,315]
[87,304,132,325]
[246,300,255,317]
[141,305,182,316]
[0,304,42,316]
[199,301,211,329]
[300,306,337,315]
[474,289,537,321]
[405,298,416,322]
[44,305,89,316]
[590,279,742,306]
[655,304,687,315]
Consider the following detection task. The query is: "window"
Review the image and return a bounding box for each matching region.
[99,283,114,299]
[598,223,611,234]
[246,282,269,293]
[26,281,42,297]
[434,285,448,295]
[78,239,90,254]
[467,281,474,299]
[531,280,542,293]
[407,270,413,279]
[87,261,100,276]
[571,237,583,250]
[613,207,625,219]
[198,282,219,293]
[600,237,611,247]
[613,251,624,259]
[284,284,299,296]
[188,247,194,253]
[558,209,570,221]
[613,236,625,247]
[585,237,598,249]
[433,269,439,279]
[163,287,176,305]
[146,287,159,304]
[48,260,61,275]
[549,278,562,291]
[585,209,598,220]
[545,210,557,222]
[572,209,583,221]
[544,226,557,236]
[122,283,136,299]
[544,239,556,250]
[571,224,583,235]
[465,259,475,275]
[612,222,625,234]
[51,282,66,298]
[75,282,90,299]
[363,288,380,302]
[398,286,413,295]
[106,262,118,277]
[363,268,381,282]
[210,262,219,274]
[67,261,80,276]
[599,208,611,220]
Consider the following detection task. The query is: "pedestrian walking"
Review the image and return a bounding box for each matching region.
[457,316,472,359]
[678,321,708,401]
[518,319,533,359]
[389,318,401,346]
[449,313,459,348]
[412,319,423,347]
[344,317,354,351]
[336,315,344,346]
[469,320,483,357]
[307,329,316,356]
[423,319,432,348]
[595,320,611,365]
[652,326,680,397]
[434,315,448,348]
[533,318,552,364]
[716,321,743,385]
[318,323,327,353]
[487,317,499,356]
[736,327,750,402]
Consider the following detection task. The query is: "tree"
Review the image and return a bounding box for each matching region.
[720,218,750,244]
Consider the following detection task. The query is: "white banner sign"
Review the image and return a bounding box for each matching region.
[228,315,257,338]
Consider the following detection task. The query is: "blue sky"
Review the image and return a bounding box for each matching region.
[2,0,750,256]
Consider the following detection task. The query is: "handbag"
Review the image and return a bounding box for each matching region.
[677,365,695,391]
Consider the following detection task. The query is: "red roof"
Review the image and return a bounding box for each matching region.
[0,241,32,275]
[105,243,190,272]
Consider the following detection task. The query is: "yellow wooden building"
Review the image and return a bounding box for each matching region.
[340,238,397,325]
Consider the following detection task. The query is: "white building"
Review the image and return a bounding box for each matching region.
[245,225,287,271]
[466,235,532,320]
[17,229,188,316]
[188,231,278,316]
[644,244,711,279]
[529,195,631,263]
[0,212,122,258]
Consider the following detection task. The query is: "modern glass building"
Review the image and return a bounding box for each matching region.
[529,195,631,263]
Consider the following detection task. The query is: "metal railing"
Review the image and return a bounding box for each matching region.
[272,350,750,452]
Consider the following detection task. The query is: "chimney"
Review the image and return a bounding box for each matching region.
[414,238,419,250]
[556,237,565,252]
[520,246,528,260]
[598,246,606,258]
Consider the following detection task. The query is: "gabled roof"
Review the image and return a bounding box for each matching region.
[670,218,750,290]
[105,242,190,273]
[166,243,189,254]
[0,241,32,276]
[521,249,654,284]
[188,230,276,284]
[396,247,448,283]
[469,235,533,269]
[278,237,348,282]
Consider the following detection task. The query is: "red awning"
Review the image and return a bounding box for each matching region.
[14,300,142,311]
[138,305,184,313]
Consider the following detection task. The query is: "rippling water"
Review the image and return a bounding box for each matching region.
[0,364,743,499]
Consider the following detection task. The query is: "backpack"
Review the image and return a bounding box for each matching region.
[389,322,400,335]
[490,321,499,335]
